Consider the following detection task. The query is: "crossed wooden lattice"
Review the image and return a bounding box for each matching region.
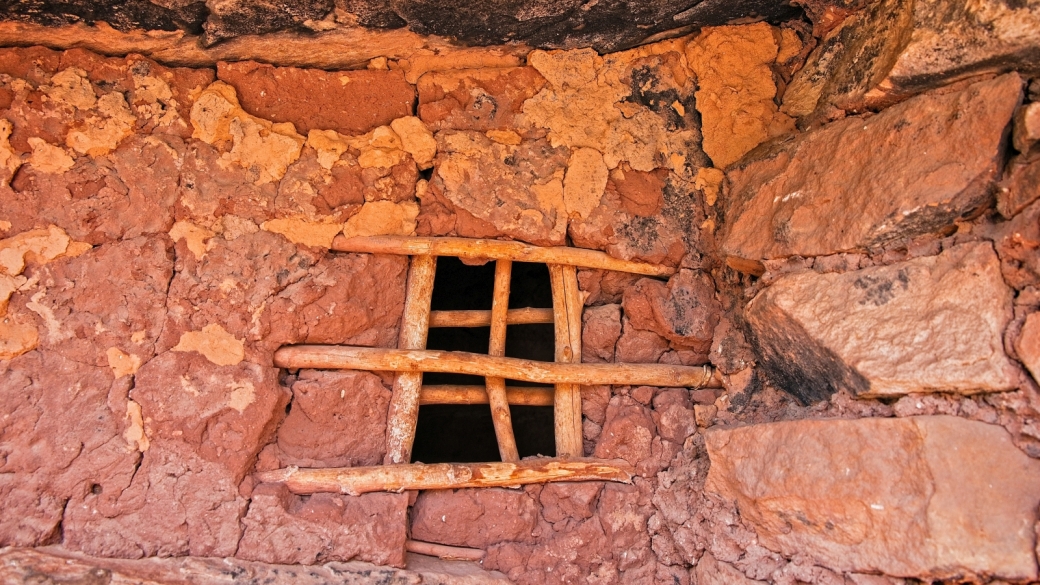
[262,236,718,495]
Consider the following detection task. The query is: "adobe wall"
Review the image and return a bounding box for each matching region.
[1,1,1040,582]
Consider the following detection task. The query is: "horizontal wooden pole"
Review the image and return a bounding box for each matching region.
[254,458,634,496]
[275,345,719,388]
[331,235,675,277]
[428,307,554,328]
[406,540,485,562]
[420,385,554,406]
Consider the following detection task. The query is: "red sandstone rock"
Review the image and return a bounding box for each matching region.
[576,269,642,306]
[581,303,621,363]
[569,171,702,266]
[417,67,547,132]
[705,416,1040,580]
[622,270,720,357]
[722,74,1023,265]
[411,488,542,549]
[217,61,414,136]
[998,153,1040,219]
[273,369,391,468]
[238,483,408,566]
[615,318,670,364]
[992,198,1040,290]
[708,315,754,375]
[746,242,1020,403]
[594,395,676,477]
[1016,311,1040,384]
[651,389,697,445]
[696,552,765,585]
[1014,102,1040,153]
[0,351,137,547]
[8,236,172,367]
[422,131,569,246]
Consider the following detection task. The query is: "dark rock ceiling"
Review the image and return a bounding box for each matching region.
[0,0,803,52]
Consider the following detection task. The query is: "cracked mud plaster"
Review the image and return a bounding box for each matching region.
[106,346,142,378]
[123,399,150,452]
[27,137,75,174]
[686,23,795,168]
[342,200,419,238]
[44,67,137,157]
[171,323,246,366]
[522,40,704,177]
[169,221,215,259]
[260,218,343,248]
[0,120,21,180]
[305,117,435,171]
[190,81,305,185]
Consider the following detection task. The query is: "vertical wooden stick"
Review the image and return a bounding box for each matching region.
[549,264,584,457]
[385,255,437,465]
[487,259,520,462]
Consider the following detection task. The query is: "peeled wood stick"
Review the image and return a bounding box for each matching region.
[331,235,675,277]
[549,264,584,457]
[487,259,519,462]
[428,307,554,328]
[254,458,635,496]
[275,345,718,387]
[384,255,437,465]
[405,540,485,562]
[420,385,554,406]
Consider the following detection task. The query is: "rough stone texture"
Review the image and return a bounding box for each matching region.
[621,270,721,358]
[1017,311,1040,383]
[782,0,914,117]
[392,0,797,53]
[686,23,794,167]
[1014,101,1040,153]
[705,416,1040,581]
[238,483,408,566]
[992,198,1040,290]
[217,61,415,135]
[0,351,137,547]
[417,67,546,133]
[0,546,510,584]
[594,395,678,477]
[271,369,392,468]
[879,0,1040,97]
[61,352,288,558]
[581,303,621,363]
[998,151,1040,219]
[420,131,570,246]
[410,488,542,549]
[203,0,333,44]
[722,74,1023,264]
[746,242,1019,403]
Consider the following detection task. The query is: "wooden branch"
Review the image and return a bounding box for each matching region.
[428,307,554,328]
[420,385,554,406]
[331,235,675,277]
[254,458,635,496]
[275,345,720,387]
[405,540,485,562]
[549,264,584,457]
[487,259,519,462]
[385,255,437,465]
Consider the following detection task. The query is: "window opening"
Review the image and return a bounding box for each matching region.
[263,236,720,495]
[418,258,556,463]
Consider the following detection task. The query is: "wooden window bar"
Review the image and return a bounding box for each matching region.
[263,236,720,494]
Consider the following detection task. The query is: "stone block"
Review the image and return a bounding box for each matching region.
[705,416,1040,580]
[410,488,542,549]
[417,66,546,132]
[217,61,414,135]
[746,243,1019,402]
[237,483,408,567]
[722,74,1022,265]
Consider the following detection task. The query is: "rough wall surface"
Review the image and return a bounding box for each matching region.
[1,6,1040,585]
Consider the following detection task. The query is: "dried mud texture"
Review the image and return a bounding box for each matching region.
[238,483,408,566]
[417,66,547,133]
[522,42,708,177]
[686,23,795,168]
[218,61,415,135]
[621,270,722,359]
[421,131,570,246]
[722,74,1023,264]
[991,197,1040,291]
[705,416,1040,581]
[998,151,1040,219]
[268,369,392,468]
[747,243,1020,402]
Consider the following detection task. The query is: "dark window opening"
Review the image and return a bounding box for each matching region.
[412,257,557,463]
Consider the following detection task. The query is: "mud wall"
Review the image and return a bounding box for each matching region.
[2,1,1040,583]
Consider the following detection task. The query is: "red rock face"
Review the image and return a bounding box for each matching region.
[217,61,415,135]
